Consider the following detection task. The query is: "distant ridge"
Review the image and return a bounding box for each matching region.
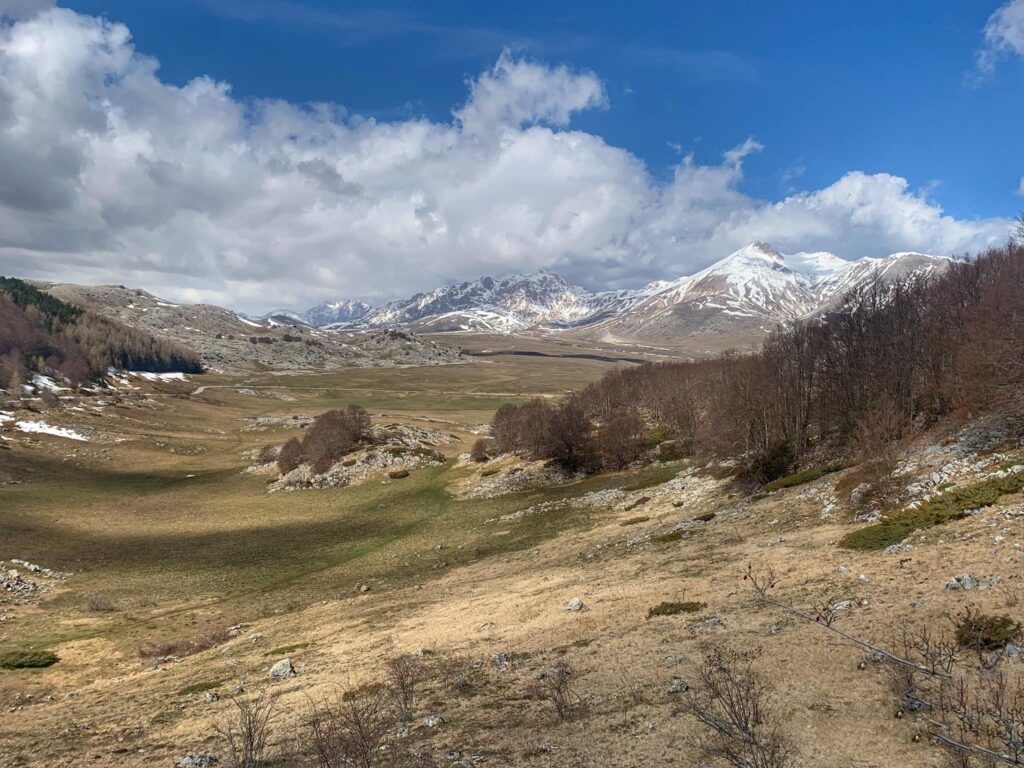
[284,243,950,345]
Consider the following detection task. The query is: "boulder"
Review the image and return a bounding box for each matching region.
[946,574,979,591]
[269,658,296,679]
[564,597,586,613]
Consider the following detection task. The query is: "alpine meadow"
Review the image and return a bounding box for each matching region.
[4,2,1024,767]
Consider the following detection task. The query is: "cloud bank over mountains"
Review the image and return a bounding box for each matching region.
[0,4,1012,311]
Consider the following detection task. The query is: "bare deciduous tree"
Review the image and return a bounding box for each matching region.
[678,646,793,768]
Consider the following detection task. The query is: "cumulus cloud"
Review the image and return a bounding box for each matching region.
[0,6,1011,312]
[454,49,607,135]
[976,0,1024,74]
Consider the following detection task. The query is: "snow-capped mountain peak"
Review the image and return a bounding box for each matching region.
[285,243,950,344]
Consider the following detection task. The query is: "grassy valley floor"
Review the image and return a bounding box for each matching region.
[1,350,1023,767]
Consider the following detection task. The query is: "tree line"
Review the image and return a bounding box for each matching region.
[488,242,1024,480]
[0,276,203,390]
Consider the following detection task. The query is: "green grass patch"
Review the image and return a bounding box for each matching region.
[619,515,649,526]
[620,464,680,492]
[762,462,849,492]
[264,642,311,657]
[647,601,705,618]
[840,469,1024,551]
[0,650,59,669]
[178,679,224,696]
[955,612,1021,651]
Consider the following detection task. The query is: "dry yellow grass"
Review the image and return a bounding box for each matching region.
[2,347,1023,766]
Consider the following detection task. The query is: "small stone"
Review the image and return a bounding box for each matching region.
[269,659,295,679]
[667,677,689,694]
[564,597,586,613]
[359,583,371,593]
[836,566,850,574]
[490,652,510,670]
[945,574,979,591]
[178,757,218,768]
[421,714,445,727]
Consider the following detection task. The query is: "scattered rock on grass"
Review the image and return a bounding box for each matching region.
[269,658,295,679]
[946,574,979,591]
[667,677,689,694]
[178,756,218,768]
[564,597,586,613]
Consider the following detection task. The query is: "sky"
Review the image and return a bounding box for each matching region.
[0,0,1022,313]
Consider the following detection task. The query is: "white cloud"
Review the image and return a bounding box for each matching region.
[0,6,1011,312]
[454,49,607,135]
[976,0,1024,74]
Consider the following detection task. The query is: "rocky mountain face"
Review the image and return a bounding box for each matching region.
[359,270,605,334]
[265,300,374,328]
[582,242,951,343]
[36,283,465,373]
[295,242,950,346]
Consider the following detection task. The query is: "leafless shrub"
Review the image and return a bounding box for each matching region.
[85,594,116,613]
[469,438,492,462]
[385,654,425,722]
[527,663,587,721]
[257,443,279,464]
[613,659,648,708]
[742,563,780,603]
[138,628,232,659]
[297,687,392,768]
[810,595,845,628]
[215,691,276,768]
[276,436,303,474]
[678,646,793,768]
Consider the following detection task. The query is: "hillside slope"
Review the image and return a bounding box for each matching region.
[36,282,466,372]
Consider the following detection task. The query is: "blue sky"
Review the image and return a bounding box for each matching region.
[1,0,1021,310]
[61,0,1021,219]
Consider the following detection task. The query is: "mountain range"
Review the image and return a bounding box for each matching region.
[270,242,951,344]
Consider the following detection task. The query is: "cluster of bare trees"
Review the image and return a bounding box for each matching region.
[489,394,649,472]
[277,405,373,474]
[567,242,1024,476]
[0,276,201,390]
